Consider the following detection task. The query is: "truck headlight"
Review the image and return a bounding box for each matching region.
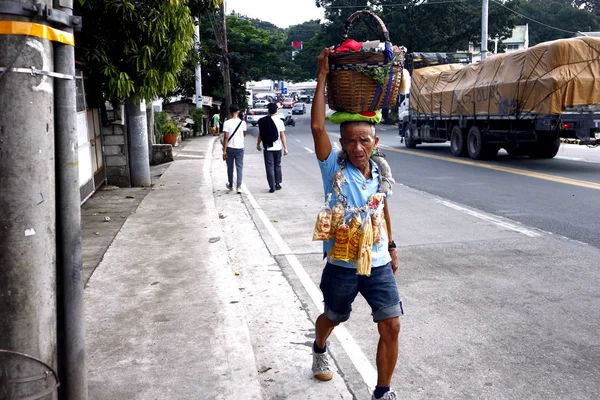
[595,132,600,140]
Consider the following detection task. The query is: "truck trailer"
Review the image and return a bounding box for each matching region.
[399,37,600,159]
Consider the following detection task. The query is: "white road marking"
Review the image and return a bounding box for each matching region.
[436,199,541,237]
[333,142,341,151]
[304,147,315,154]
[242,184,378,390]
[295,139,301,142]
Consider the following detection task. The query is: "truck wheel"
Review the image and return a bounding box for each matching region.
[404,123,417,149]
[528,137,560,159]
[467,125,485,159]
[450,125,468,157]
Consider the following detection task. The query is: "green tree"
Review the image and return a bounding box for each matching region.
[514,0,600,44]
[178,14,297,109]
[313,0,519,52]
[75,0,196,101]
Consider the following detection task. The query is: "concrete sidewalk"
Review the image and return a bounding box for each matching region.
[83,136,354,399]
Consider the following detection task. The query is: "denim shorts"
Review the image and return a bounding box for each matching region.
[319,262,403,323]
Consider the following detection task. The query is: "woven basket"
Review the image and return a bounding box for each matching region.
[327,10,405,113]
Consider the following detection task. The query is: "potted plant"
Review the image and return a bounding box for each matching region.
[191,108,204,136]
[162,121,180,145]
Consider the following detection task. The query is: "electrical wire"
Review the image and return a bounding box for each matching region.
[324,0,466,9]
[489,0,578,35]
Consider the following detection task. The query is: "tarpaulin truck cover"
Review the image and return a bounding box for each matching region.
[410,36,600,117]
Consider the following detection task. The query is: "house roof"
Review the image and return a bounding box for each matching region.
[503,25,528,44]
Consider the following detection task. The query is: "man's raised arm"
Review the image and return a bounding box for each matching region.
[311,47,333,161]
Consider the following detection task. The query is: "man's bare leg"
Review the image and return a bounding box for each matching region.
[312,313,340,381]
[315,313,339,349]
[376,317,400,387]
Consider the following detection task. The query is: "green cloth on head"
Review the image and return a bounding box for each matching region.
[327,110,382,124]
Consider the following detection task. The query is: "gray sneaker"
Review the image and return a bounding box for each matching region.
[226,183,232,191]
[236,185,242,194]
[371,389,398,400]
[312,350,333,381]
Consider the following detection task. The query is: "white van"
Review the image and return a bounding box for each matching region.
[245,108,269,126]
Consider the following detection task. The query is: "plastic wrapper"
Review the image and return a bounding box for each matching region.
[329,224,350,262]
[346,214,362,263]
[312,208,331,241]
[372,210,383,244]
[312,195,332,241]
[368,193,385,244]
[329,203,345,240]
[356,215,374,276]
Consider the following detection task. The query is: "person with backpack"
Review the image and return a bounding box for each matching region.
[222,104,247,194]
[256,103,288,193]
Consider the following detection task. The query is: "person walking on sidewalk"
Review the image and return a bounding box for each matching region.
[212,110,221,136]
[256,102,288,193]
[310,47,403,400]
[222,104,247,194]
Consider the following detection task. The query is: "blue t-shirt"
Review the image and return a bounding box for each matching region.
[318,149,392,269]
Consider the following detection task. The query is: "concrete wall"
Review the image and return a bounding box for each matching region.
[103,118,131,187]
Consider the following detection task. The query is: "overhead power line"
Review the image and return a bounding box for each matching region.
[324,0,466,9]
[489,0,577,34]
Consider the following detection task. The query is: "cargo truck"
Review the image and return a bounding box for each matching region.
[399,37,600,159]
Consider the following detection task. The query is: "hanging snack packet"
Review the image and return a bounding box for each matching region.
[356,215,374,276]
[347,214,362,263]
[329,223,350,262]
[367,193,385,244]
[312,195,332,241]
[312,207,331,241]
[371,210,383,244]
[329,203,345,239]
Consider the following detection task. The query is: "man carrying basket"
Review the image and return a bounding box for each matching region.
[310,46,403,400]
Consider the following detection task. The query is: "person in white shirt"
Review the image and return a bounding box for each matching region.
[222,104,247,194]
[256,103,288,193]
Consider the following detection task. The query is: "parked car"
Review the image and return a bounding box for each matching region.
[292,103,306,114]
[254,99,269,108]
[246,108,269,126]
[281,98,296,108]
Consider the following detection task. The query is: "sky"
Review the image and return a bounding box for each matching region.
[225,0,325,28]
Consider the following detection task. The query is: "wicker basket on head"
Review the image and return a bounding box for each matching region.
[327,10,405,114]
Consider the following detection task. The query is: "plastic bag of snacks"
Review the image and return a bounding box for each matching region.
[329,223,350,262]
[356,214,374,276]
[312,195,332,241]
[367,193,385,244]
[329,203,345,240]
[346,214,362,263]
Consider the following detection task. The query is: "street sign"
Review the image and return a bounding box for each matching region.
[281,88,288,95]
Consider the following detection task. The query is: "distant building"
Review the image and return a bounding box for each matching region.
[503,24,529,52]
[574,31,600,38]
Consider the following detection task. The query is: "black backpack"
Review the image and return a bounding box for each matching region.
[258,116,279,149]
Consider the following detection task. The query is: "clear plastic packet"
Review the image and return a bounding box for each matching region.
[312,205,332,241]
[368,193,385,244]
[356,214,374,276]
[346,214,362,263]
[329,203,345,240]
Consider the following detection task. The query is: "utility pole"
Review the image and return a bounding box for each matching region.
[53,0,88,397]
[194,17,204,135]
[0,0,58,397]
[219,1,232,112]
[481,0,489,60]
[126,97,151,187]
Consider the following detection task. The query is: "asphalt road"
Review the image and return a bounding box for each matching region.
[239,105,600,399]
